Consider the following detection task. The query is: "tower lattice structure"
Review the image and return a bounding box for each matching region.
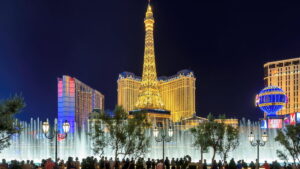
[135,3,165,110]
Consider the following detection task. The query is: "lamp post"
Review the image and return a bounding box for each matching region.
[153,125,174,161]
[248,130,268,169]
[42,120,70,162]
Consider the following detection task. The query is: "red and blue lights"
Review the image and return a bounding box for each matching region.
[57,77,75,133]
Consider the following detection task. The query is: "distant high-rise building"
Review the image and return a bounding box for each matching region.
[264,57,300,115]
[117,2,196,122]
[58,75,104,130]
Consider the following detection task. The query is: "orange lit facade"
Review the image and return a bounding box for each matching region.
[215,119,239,128]
[158,70,196,122]
[118,70,196,122]
[179,116,238,129]
[117,72,141,113]
[264,58,300,115]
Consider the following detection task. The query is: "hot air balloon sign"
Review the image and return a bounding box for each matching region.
[256,86,287,116]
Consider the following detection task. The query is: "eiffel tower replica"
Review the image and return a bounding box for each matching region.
[129,2,171,124]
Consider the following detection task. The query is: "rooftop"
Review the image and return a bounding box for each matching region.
[119,69,195,81]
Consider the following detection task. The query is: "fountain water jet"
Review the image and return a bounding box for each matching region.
[0,118,285,162]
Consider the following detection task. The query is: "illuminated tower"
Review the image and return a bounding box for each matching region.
[135,3,165,110]
[117,2,196,122]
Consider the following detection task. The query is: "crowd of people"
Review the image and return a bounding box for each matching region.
[0,157,299,169]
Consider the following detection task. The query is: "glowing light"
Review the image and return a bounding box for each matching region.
[261,120,267,129]
[63,121,70,133]
[42,121,50,134]
[284,116,290,125]
[248,132,254,142]
[268,119,283,129]
[262,132,268,142]
[58,80,63,97]
[290,113,296,125]
[153,127,159,137]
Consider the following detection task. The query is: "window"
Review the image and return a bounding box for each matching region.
[269,64,276,68]
[293,60,300,65]
[285,62,291,66]
[277,63,284,67]
[264,67,268,77]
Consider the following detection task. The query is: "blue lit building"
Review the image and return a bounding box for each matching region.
[57,75,104,132]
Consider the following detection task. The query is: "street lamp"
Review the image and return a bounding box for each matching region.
[42,120,70,162]
[153,125,174,160]
[248,130,268,169]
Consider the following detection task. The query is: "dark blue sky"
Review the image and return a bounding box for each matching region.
[1,0,300,121]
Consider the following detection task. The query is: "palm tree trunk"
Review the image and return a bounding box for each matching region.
[223,153,227,162]
[200,147,203,162]
[115,141,118,160]
[212,147,216,162]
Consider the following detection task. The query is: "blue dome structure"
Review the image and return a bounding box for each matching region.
[256,86,287,116]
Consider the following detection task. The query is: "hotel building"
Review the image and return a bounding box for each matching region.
[118,70,196,122]
[58,75,104,130]
[158,70,196,122]
[264,57,300,115]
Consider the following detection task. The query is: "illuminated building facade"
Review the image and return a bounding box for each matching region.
[215,119,239,128]
[158,70,196,122]
[118,72,141,114]
[58,75,104,131]
[117,3,196,122]
[179,116,238,130]
[118,70,196,122]
[264,57,300,115]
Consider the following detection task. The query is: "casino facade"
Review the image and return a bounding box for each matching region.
[264,57,300,116]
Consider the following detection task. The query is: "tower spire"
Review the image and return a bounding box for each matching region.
[135,2,165,110]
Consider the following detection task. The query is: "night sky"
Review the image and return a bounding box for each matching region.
[1,0,300,122]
